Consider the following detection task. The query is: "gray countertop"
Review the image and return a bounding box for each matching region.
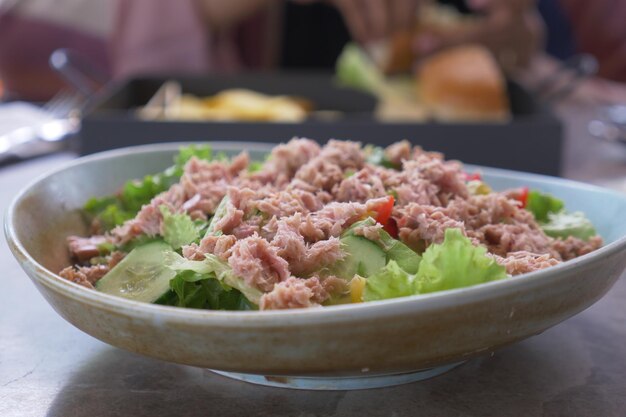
[2,105,626,416]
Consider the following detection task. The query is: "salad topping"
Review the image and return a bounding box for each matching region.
[59,139,602,310]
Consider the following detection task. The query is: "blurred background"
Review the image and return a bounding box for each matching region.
[1,0,626,188]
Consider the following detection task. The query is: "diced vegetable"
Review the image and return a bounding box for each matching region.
[507,186,530,209]
[541,211,597,241]
[464,172,482,182]
[526,190,564,222]
[374,195,394,226]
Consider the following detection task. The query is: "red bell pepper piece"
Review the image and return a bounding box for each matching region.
[383,217,399,238]
[464,172,482,182]
[374,195,398,238]
[374,195,394,226]
[511,186,529,208]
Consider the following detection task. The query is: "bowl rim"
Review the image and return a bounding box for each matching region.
[6,141,626,326]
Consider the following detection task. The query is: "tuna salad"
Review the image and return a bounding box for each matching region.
[60,139,602,310]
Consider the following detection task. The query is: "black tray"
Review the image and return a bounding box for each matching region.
[80,73,563,175]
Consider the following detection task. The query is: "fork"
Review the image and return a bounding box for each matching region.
[0,90,82,162]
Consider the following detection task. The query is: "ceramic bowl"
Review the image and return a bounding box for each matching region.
[6,142,626,390]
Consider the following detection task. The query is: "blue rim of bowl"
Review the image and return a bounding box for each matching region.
[5,141,626,327]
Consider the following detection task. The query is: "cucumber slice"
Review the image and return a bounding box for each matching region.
[95,241,177,303]
[333,235,386,279]
[386,241,421,274]
[342,218,421,275]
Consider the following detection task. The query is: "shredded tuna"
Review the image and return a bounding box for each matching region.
[384,140,411,166]
[335,168,387,203]
[353,223,384,241]
[232,216,264,239]
[108,251,126,268]
[397,203,466,250]
[228,234,290,292]
[179,157,241,215]
[228,151,250,176]
[111,185,186,244]
[63,138,603,309]
[298,198,388,240]
[59,251,126,289]
[293,238,345,276]
[270,221,345,276]
[294,158,345,192]
[259,277,324,310]
[495,251,561,275]
[479,223,557,258]
[401,157,468,204]
[252,138,321,185]
[213,201,244,234]
[252,188,324,218]
[183,234,237,261]
[551,236,603,261]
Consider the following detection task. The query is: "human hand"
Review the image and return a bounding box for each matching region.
[328,0,421,43]
[413,0,544,71]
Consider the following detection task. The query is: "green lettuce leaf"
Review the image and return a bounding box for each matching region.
[541,211,597,241]
[83,197,134,232]
[416,228,507,294]
[83,145,213,232]
[173,144,212,174]
[335,43,385,94]
[159,206,200,249]
[164,251,262,305]
[205,195,230,237]
[526,190,565,222]
[157,270,255,310]
[363,260,417,302]
[364,145,397,169]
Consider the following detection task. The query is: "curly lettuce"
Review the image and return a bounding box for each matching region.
[159,206,200,250]
[363,228,506,301]
[416,228,507,293]
[83,145,213,231]
[363,260,417,301]
[164,251,262,306]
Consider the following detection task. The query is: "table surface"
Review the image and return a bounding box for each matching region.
[2,102,626,417]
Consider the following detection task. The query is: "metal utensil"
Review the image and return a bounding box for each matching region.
[0,91,81,163]
[589,105,626,144]
[0,47,107,164]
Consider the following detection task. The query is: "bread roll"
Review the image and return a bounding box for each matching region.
[417,45,510,122]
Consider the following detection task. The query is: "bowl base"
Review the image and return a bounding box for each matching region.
[211,361,465,390]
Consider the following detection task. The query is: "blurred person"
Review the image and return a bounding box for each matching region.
[3,0,624,103]
[413,0,545,73]
[0,0,421,101]
[410,0,626,102]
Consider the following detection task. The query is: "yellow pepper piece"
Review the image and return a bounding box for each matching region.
[350,276,367,303]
